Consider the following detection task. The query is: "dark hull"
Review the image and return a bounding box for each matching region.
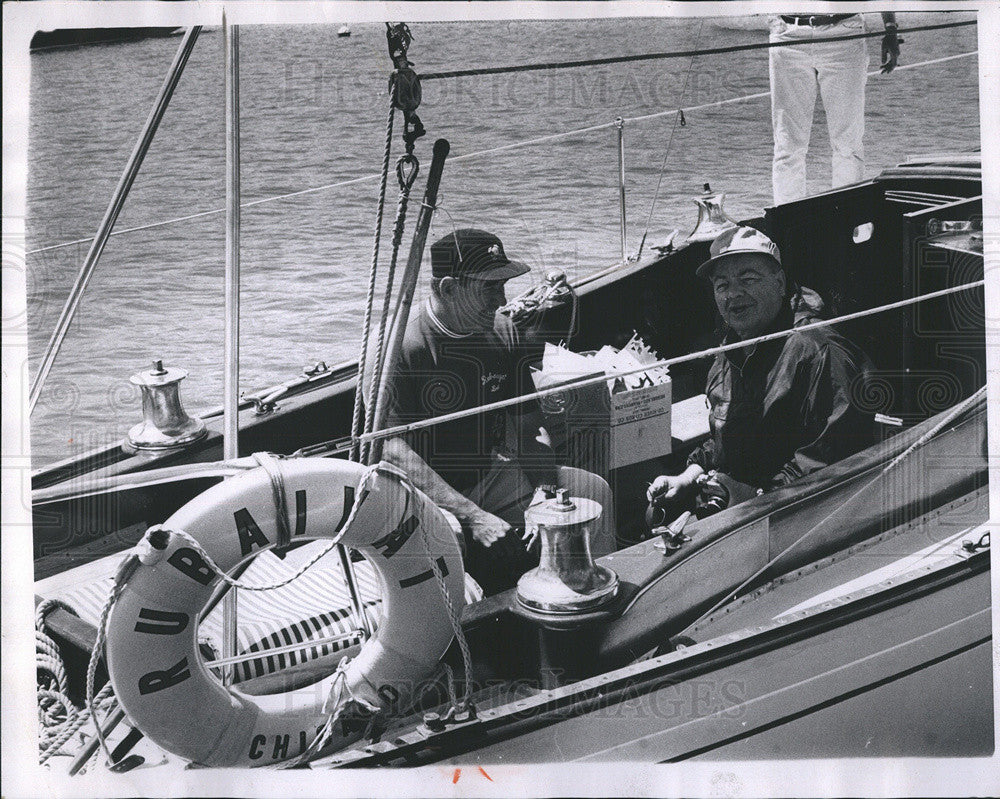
[30,27,184,52]
[440,533,992,762]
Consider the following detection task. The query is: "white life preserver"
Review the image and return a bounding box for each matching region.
[104,458,465,767]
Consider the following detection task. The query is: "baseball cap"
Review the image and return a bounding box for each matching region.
[431,229,530,281]
[695,225,782,278]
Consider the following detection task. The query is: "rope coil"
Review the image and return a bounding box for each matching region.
[36,599,85,762]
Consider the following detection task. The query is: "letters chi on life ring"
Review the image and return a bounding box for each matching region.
[105,458,465,768]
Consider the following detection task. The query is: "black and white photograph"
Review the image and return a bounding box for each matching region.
[2,1,997,796]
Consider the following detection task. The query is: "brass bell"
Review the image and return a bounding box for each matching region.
[123,359,207,453]
[516,489,619,614]
[687,183,737,243]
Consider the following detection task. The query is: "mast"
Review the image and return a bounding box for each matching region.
[222,13,241,684]
[224,17,241,463]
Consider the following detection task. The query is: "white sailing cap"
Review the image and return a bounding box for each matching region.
[696,226,782,278]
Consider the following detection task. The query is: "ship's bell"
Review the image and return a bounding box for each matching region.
[687,183,737,243]
[516,489,619,614]
[123,359,207,453]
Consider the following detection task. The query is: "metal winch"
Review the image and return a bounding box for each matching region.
[123,359,207,453]
[516,489,619,614]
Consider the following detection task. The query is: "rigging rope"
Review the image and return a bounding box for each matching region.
[419,20,975,80]
[350,86,397,462]
[636,18,705,261]
[25,50,976,257]
[362,156,420,464]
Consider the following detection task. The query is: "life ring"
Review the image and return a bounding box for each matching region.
[104,458,464,767]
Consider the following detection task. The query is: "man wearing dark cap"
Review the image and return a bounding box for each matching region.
[382,229,613,595]
[648,226,875,513]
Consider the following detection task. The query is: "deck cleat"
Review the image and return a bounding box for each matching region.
[123,359,207,453]
[686,183,737,243]
[516,489,619,614]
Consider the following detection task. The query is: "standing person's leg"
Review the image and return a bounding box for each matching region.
[816,16,869,188]
[770,18,819,205]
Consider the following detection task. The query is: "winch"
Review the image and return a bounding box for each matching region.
[123,359,207,453]
[516,488,618,614]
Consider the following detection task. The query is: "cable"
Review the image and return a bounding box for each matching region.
[26,51,976,257]
[357,279,985,447]
[623,50,978,128]
[419,20,975,80]
[350,89,397,462]
[32,276,987,508]
[26,173,381,255]
[636,18,705,261]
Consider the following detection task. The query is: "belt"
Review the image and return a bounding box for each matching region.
[780,14,857,26]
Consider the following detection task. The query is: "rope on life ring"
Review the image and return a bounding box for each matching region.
[102,457,465,768]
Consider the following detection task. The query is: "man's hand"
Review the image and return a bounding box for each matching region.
[466,508,511,548]
[881,28,901,73]
[647,472,697,504]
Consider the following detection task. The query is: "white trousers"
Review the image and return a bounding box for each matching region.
[769,15,869,205]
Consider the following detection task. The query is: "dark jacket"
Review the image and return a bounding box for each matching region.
[688,289,875,490]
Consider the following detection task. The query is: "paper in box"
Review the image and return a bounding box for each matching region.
[531,337,672,475]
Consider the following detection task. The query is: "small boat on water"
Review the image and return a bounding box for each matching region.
[338,25,352,38]
[17,12,992,783]
[29,27,185,52]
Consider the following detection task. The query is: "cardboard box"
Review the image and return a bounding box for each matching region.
[533,367,672,475]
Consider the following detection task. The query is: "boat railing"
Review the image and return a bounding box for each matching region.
[355,279,986,453]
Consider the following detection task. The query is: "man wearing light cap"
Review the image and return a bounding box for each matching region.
[648,225,874,512]
[383,229,613,595]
